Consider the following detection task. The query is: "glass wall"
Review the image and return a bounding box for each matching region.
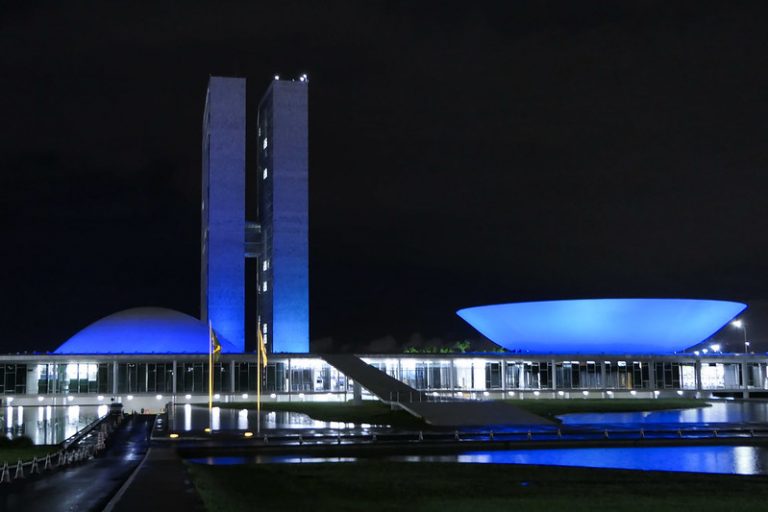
[0,364,27,394]
[34,363,110,394]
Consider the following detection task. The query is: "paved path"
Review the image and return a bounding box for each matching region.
[107,446,204,512]
[0,415,153,512]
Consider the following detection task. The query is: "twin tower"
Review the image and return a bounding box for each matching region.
[200,76,309,354]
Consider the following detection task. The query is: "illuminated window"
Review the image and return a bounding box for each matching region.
[262,168,268,180]
[263,323,268,334]
[262,281,268,292]
[262,138,268,150]
[262,259,269,271]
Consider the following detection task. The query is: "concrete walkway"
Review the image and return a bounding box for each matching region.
[106,446,204,512]
[0,415,153,512]
[323,354,552,427]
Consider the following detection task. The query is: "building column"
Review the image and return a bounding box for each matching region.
[695,359,703,392]
[112,361,118,395]
[500,359,506,392]
[550,360,557,391]
[741,361,750,399]
[647,360,656,391]
[172,360,177,396]
[230,360,236,394]
[601,362,607,391]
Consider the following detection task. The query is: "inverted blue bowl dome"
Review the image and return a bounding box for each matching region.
[54,307,238,354]
[457,299,746,355]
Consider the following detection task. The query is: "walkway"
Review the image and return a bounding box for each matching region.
[106,445,204,512]
[322,354,552,427]
[0,415,153,512]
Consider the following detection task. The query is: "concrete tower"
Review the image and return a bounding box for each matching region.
[257,78,309,353]
[201,76,246,351]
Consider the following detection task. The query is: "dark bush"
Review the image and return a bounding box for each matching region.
[9,436,34,448]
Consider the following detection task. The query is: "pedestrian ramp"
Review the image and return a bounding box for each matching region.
[321,354,553,427]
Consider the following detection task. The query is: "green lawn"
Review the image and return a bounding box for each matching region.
[218,399,708,426]
[188,461,768,512]
[0,446,60,466]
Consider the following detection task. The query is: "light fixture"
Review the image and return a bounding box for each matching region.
[213,394,220,400]
[169,433,179,439]
[37,396,44,402]
[242,393,248,399]
[97,395,104,401]
[185,394,192,400]
[244,431,254,438]
[67,396,74,402]
[156,394,163,400]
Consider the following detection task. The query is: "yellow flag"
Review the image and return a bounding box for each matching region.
[210,324,222,361]
[257,326,268,368]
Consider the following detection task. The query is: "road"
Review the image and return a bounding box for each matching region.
[0,415,153,512]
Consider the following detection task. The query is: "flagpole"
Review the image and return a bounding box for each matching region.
[257,329,262,435]
[208,321,213,433]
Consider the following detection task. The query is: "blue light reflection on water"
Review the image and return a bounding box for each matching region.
[451,446,768,475]
[559,401,768,426]
[189,446,768,475]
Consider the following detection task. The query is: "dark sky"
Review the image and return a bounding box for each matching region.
[2,1,768,353]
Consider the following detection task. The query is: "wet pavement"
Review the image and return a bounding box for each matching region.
[0,415,153,512]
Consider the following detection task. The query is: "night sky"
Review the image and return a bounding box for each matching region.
[2,1,768,353]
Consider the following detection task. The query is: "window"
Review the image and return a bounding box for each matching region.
[262,168,268,180]
[262,281,268,292]
[262,259,269,271]
[262,138,268,150]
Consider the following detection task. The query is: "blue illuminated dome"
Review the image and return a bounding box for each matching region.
[457,299,746,355]
[54,307,238,354]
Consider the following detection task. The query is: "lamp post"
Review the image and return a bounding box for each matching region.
[731,319,749,354]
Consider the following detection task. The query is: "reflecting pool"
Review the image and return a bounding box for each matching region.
[168,404,379,434]
[559,401,768,426]
[190,446,768,475]
[0,405,106,445]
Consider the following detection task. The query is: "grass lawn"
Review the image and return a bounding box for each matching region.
[218,399,708,427]
[0,446,60,466]
[188,461,768,512]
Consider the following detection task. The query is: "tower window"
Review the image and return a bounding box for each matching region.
[262,168,268,180]
[262,138,268,150]
[262,281,268,292]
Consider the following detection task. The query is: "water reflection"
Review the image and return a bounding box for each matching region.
[560,401,768,426]
[0,405,103,445]
[448,446,768,475]
[169,404,374,433]
[189,446,768,475]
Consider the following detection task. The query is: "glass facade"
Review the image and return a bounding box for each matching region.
[0,355,765,398]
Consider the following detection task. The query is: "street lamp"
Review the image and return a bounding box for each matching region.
[731,319,749,354]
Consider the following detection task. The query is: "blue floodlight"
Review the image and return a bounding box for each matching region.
[54,307,238,355]
[457,299,746,354]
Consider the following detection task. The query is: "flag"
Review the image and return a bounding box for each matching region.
[209,323,222,361]
[258,326,268,368]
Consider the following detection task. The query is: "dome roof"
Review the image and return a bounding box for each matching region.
[457,299,746,355]
[54,307,238,354]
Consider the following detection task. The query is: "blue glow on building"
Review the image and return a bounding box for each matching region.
[457,299,747,354]
[201,77,247,351]
[257,79,309,353]
[54,307,238,354]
